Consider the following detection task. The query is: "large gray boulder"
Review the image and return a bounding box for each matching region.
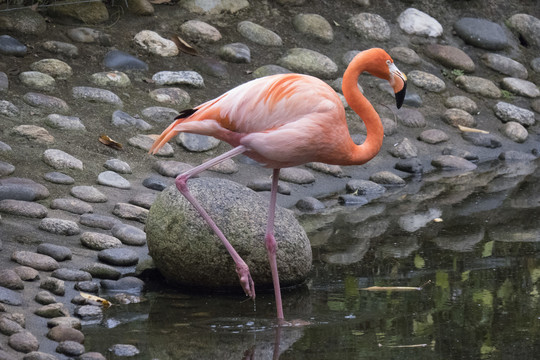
[146,178,312,290]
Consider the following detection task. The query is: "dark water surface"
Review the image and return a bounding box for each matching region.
[85,159,540,359]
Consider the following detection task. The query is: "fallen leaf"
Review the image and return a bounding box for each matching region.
[170,35,199,56]
[433,217,443,222]
[80,292,111,308]
[99,134,123,150]
[458,125,489,134]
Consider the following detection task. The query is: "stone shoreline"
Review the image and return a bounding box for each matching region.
[0,0,539,358]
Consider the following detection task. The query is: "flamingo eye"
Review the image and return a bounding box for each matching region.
[386,60,392,65]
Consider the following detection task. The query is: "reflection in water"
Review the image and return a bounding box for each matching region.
[85,159,540,359]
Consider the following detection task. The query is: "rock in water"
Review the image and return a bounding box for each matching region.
[146,178,312,289]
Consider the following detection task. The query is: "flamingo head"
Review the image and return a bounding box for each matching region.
[364,48,408,109]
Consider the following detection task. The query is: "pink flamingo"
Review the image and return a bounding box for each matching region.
[150,48,407,322]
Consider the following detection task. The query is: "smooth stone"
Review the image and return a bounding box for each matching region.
[80,263,121,280]
[305,162,344,177]
[35,291,56,305]
[80,232,122,250]
[152,71,204,87]
[11,251,59,271]
[70,186,107,203]
[150,87,191,106]
[47,317,82,329]
[182,0,249,14]
[419,129,450,144]
[177,133,220,152]
[23,92,70,114]
[481,53,528,79]
[42,40,79,58]
[48,1,108,24]
[0,35,27,56]
[180,20,222,43]
[100,277,144,293]
[142,176,170,191]
[50,198,92,214]
[442,148,479,161]
[11,125,54,145]
[128,134,174,157]
[431,155,477,171]
[80,213,120,230]
[13,266,39,281]
[97,171,131,189]
[278,48,338,79]
[35,303,69,318]
[47,326,84,343]
[443,108,476,128]
[111,110,152,130]
[111,224,147,246]
[153,160,193,177]
[72,86,123,108]
[45,114,86,131]
[19,71,56,92]
[296,197,325,211]
[252,64,292,78]
[501,122,528,143]
[369,171,406,186]
[8,331,39,353]
[56,341,85,357]
[75,281,100,293]
[531,58,540,73]
[0,162,15,177]
[24,351,60,360]
[112,203,149,223]
[36,243,72,261]
[348,12,391,41]
[42,149,83,171]
[423,44,475,72]
[141,106,179,123]
[394,158,423,174]
[0,199,47,218]
[103,50,148,71]
[0,286,22,306]
[0,73,8,93]
[498,150,536,161]
[493,102,535,126]
[38,218,80,236]
[0,8,46,35]
[444,96,478,114]
[0,316,24,335]
[30,59,72,80]
[500,77,540,98]
[0,178,49,201]
[453,17,508,50]
[78,352,106,360]
[246,179,292,195]
[293,13,333,43]
[408,70,446,92]
[40,277,65,296]
[279,168,315,184]
[194,57,229,79]
[43,172,74,185]
[462,132,502,148]
[397,108,426,128]
[74,305,103,322]
[108,344,140,357]
[397,8,443,37]
[455,75,502,98]
[67,27,111,45]
[0,270,24,290]
[207,157,239,174]
[507,13,540,49]
[237,21,282,46]
[134,30,178,56]
[346,179,386,196]
[98,248,139,266]
[0,100,19,117]
[91,71,131,87]
[388,137,418,159]
[389,47,421,65]
[219,42,250,63]
[51,268,91,282]
[103,159,131,175]
[338,194,369,206]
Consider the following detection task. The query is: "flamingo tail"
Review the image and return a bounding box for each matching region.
[149,108,198,154]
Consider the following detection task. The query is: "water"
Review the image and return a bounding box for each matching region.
[84,159,540,359]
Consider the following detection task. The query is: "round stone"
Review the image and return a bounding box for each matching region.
[408,70,446,92]
[293,13,333,43]
[80,232,122,250]
[37,243,73,261]
[11,251,59,271]
[8,331,39,353]
[108,344,140,357]
[51,268,92,282]
[418,129,450,144]
[38,219,80,236]
[70,186,107,203]
[50,198,93,214]
[98,248,139,266]
[237,21,282,46]
[111,224,147,246]
[278,167,315,184]
[80,263,121,280]
[97,171,131,189]
[0,269,24,290]
[100,277,144,292]
[47,317,82,329]
[56,341,85,357]
[43,172,74,185]
[444,96,478,114]
[80,213,120,230]
[35,291,56,305]
[104,159,132,174]
[502,122,528,143]
[443,108,476,128]
[348,12,391,41]
[453,17,508,50]
[47,326,84,343]
[397,8,443,37]
[40,277,65,296]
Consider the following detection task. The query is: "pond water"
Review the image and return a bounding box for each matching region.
[84,159,540,359]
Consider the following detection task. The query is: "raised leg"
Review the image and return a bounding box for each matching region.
[175,145,255,299]
[266,168,284,321]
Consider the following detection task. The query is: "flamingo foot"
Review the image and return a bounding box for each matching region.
[236,262,256,300]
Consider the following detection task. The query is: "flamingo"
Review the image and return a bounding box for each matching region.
[150,48,407,322]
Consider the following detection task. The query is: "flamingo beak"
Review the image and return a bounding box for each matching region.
[389,63,407,109]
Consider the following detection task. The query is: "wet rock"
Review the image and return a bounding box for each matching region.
[423,44,475,72]
[111,110,152,130]
[338,194,368,206]
[194,57,229,79]
[91,70,131,88]
[348,12,390,41]
[38,218,80,236]
[207,158,239,174]
[75,281,100,293]
[8,331,39,353]
[346,179,386,196]
[532,98,540,113]
[462,132,502,148]
[453,17,508,50]
[150,87,191,106]
[442,148,479,161]
[45,114,86,131]
[30,59,72,80]
[146,179,312,288]
[19,71,56,92]
[78,352,106,360]
[531,58,540,73]
[101,277,144,293]
[23,351,58,360]
[481,53,528,79]
[35,291,56,305]
[237,21,282,46]
[48,1,108,24]
[11,125,54,145]
[180,20,222,43]
[500,77,540,98]
[219,42,250,63]
[442,108,476,128]
[0,73,8,93]
[507,14,540,49]
[80,263,121,280]
[128,134,174,156]
[0,35,27,56]
[293,13,333,43]
[394,158,423,174]
[80,213,120,230]
[112,224,147,247]
[13,266,39,281]
[98,248,139,266]
[42,149,83,171]
[0,286,22,306]
[388,137,418,159]
[67,27,111,45]
[108,344,140,357]
[104,159,132,174]
[152,71,204,87]
[493,102,535,126]
[0,316,24,335]
[455,75,501,98]
[369,171,406,186]
[47,326,84,343]
[141,106,178,123]
[74,305,103,323]
[71,186,107,203]
[296,197,325,211]
[23,92,70,114]
[103,50,148,71]
[0,9,46,35]
[47,317,81,329]
[72,86,123,108]
[134,30,178,56]
[0,178,49,201]
[12,251,59,271]
[142,176,170,191]
[397,108,426,128]
[50,198,92,214]
[0,161,15,177]
[56,341,85,357]
[0,270,24,290]
[397,8,443,37]
[43,172,74,185]
[177,133,220,152]
[42,40,79,58]
[0,200,48,218]
[153,160,193,177]
[112,203,149,223]
[129,192,159,209]
[501,122,528,143]
[51,269,91,282]
[431,155,477,171]
[80,232,122,250]
[98,171,131,190]
[498,150,536,161]
[182,0,248,14]
[40,277,65,296]
[444,96,478,114]
[36,244,72,262]
[279,168,315,184]
[0,100,19,117]
[408,70,446,92]
[35,303,69,318]
[278,48,338,79]
[389,46,421,65]
[305,162,344,177]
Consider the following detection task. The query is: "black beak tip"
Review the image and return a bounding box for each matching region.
[395,81,407,109]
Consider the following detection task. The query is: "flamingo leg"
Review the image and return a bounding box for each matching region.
[174,145,256,299]
[266,168,284,321]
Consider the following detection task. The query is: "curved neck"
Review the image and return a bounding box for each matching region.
[342,51,384,165]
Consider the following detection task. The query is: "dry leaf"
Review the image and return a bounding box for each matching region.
[99,134,123,150]
[80,292,112,308]
[458,125,489,134]
[433,217,443,222]
[170,35,199,56]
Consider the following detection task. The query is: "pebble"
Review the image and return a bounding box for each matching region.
[293,13,333,43]
[13,266,39,281]
[8,331,39,353]
[531,58,540,73]
[134,30,178,56]
[19,71,56,92]
[499,150,536,162]
[388,138,418,159]
[453,17,508,50]
[431,155,477,171]
[502,122,528,143]
[11,125,54,145]
[207,158,239,174]
[51,268,92,282]
[75,281,100,293]
[0,270,24,290]
[42,40,79,58]
[150,87,191,106]
[397,108,426,128]
[408,70,446,92]
[47,317,81,329]
[34,303,69,318]
[43,172,74,185]
[253,64,292,78]
[481,53,528,79]
[455,75,502,98]
[442,108,476,128]
[50,198,93,214]
[112,203,149,223]
[104,159,132,174]
[369,171,406,186]
[129,192,157,209]
[103,50,148,71]
[348,13,391,41]
[346,179,386,196]
[74,305,103,323]
[0,35,27,56]
[0,73,8,93]
[91,71,131,87]
[111,110,152,130]
[493,102,535,126]
[40,277,65,296]
[305,162,344,177]
[38,218,80,236]
[423,44,475,72]
[72,86,123,108]
[0,178,49,201]
[30,59,72,80]
[12,251,59,271]
[0,316,24,335]
[394,158,423,174]
[71,186,108,203]
[97,171,131,189]
[177,133,220,152]
[180,20,222,43]
[152,71,204,87]
[279,168,315,184]
[98,248,139,266]
[296,197,325,211]
[278,48,338,79]
[35,291,56,305]
[108,344,140,357]
[42,149,83,171]
[0,286,22,306]
[397,8,443,37]
[79,352,107,360]
[0,100,19,117]
[24,352,59,360]
[153,160,193,177]
[23,92,70,114]
[67,27,111,45]
[80,232,122,250]
[80,263,121,280]
[338,194,368,206]
[142,176,170,191]
[47,326,84,343]
[141,106,179,123]
[0,162,15,178]
[237,21,282,46]
[462,132,502,148]
[128,134,174,156]
[101,277,144,293]
[219,42,250,63]
[444,96,478,114]
[45,114,86,131]
[507,13,540,49]
[500,78,540,98]
[80,213,120,230]
[111,224,147,247]
[56,340,85,357]
[37,243,72,261]
[442,148,479,161]
[246,179,291,195]
[389,47,421,65]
